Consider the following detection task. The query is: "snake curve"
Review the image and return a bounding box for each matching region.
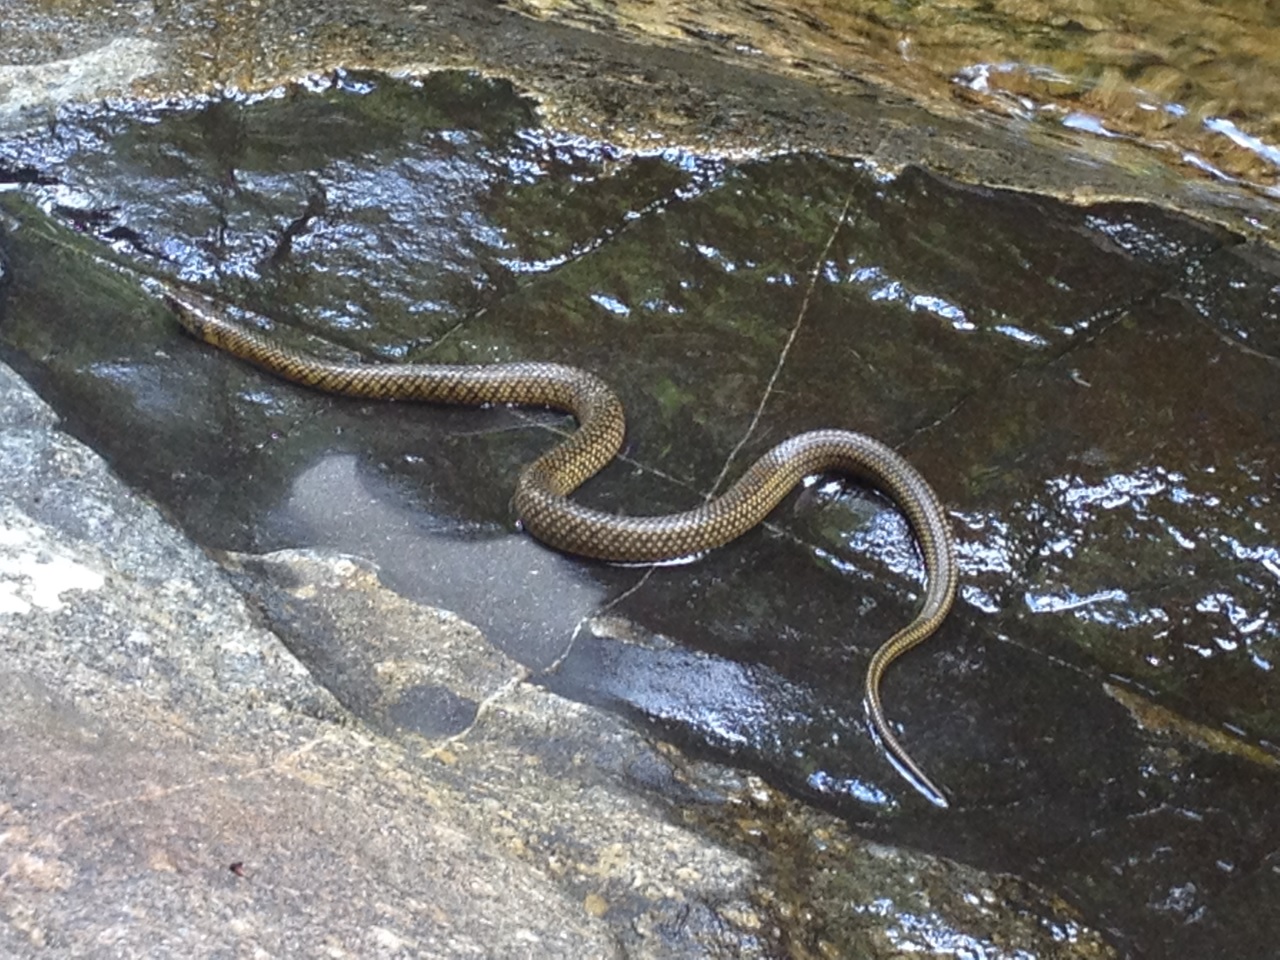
[164,287,959,808]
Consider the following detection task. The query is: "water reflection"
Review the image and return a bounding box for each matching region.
[279,452,610,669]
[952,464,1280,692]
[546,616,901,813]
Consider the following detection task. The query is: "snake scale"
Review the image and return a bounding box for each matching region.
[165,286,958,808]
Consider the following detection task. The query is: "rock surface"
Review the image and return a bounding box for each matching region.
[1,2,1276,958]
[0,361,1114,956]
[1,360,631,957]
[0,0,1275,236]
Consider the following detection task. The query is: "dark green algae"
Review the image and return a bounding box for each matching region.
[1,71,1278,957]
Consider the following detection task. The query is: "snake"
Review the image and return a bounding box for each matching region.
[164,286,959,808]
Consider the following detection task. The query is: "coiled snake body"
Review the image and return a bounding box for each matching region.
[166,288,958,807]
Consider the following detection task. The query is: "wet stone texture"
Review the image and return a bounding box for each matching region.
[0,343,1114,957]
[0,355,769,958]
[0,360,636,957]
[0,71,1277,957]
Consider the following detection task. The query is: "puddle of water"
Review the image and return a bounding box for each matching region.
[1,70,1278,956]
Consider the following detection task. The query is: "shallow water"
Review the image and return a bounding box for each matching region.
[515,0,1280,201]
[1,72,1278,956]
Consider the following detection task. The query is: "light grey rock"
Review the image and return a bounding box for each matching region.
[0,362,750,958]
[0,37,161,133]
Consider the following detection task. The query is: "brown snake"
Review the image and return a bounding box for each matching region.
[165,286,959,807]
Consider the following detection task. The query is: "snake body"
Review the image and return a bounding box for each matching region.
[165,287,958,807]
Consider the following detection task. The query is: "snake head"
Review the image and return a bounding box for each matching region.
[159,285,209,332]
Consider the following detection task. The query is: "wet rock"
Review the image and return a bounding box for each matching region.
[0,365,702,956]
[1,64,1278,955]
[1,6,1277,958]
[0,362,625,955]
[217,549,529,742]
[0,0,1275,237]
[0,357,1114,955]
